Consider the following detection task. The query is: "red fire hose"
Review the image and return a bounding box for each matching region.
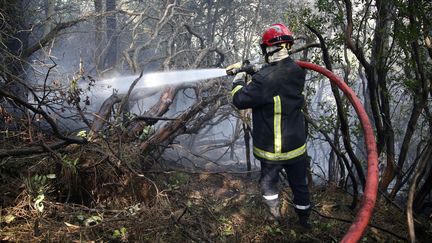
[296,61,379,243]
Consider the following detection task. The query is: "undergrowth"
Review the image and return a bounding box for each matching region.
[1,143,431,242]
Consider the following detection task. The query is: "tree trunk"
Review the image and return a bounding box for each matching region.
[105,0,118,69]
[383,0,429,194]
[1,0,30,122]
[242,123,251,175]
[413,165,432,213]
[368,0,395,192]
[44,0,55,36]
[406,140,432,243]
[306,23,366,189]
[94,0,104,71]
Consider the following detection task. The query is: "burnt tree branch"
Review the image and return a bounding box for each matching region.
[184,24,205,48]
[0,140,68,159]
[0,88,86,144]
[342,0,385,156]
[138,94,222,170]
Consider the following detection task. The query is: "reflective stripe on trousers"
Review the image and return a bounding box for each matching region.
[294,204,310,210]
[263,194,279,200]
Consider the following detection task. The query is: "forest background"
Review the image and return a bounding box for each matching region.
[0,0,431,242]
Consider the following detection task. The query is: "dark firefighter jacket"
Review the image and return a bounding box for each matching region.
[231,57,307,163]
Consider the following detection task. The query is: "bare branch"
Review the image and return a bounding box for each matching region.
[184,24,205,48]
[0,88,86,144]
[290,43,321,55]
[342,0,371,71]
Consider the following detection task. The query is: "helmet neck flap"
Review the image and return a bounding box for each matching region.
[267,45,289,63]
[263,43,290,63]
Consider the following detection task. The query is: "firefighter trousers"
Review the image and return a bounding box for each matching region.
[259,156,311,217]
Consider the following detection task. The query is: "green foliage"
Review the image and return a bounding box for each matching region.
[25,173,56,213]
[166,172,190,190]
[283,6,313,34]
[112,227,127,239]
[402,78,421,94]
[66,77,82,106]
[316,102,337,132]
[289,229,297,238]
[322,221,333,230]
[265,225,283,236]
[315,0,344,26]
[76,130,87,138]
[28,174,56,195]
[172,172,190,185]
[126,204,141,216]
[61,155,79,172]
[77,215,103,227]
[33,194,45,213]
[316,0,334,12]
[350,119,363,138]
[218,216,234,236]
[139,125,154,141]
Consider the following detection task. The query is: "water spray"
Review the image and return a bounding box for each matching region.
[93,58,262,94]
[94,68,227,94]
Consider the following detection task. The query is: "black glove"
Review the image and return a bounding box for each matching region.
[232,72,246,87]
[241,60,264,76]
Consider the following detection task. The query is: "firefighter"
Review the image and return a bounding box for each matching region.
[231,23,311,229]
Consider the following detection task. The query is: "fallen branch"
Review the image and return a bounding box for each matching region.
[126,86,179,138]
[89,94,122,138]
[0,140,68,159]
[89,88,159,139]
[139,97,220,152]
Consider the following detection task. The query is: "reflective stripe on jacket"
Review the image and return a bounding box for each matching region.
[231,57,307,162]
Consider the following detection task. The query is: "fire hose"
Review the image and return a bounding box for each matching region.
[227,61,379,243]
[296,61,379,243]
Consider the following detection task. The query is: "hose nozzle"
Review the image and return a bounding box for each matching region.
[226,59,264,76]
[225,61,243,76]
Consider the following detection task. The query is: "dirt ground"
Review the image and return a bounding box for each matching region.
[2,162,431,243]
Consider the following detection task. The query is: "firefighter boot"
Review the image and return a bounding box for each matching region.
[296,208,312,230]
[264,198,281,221]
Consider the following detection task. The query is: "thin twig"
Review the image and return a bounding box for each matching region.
[144,169,261,175]
[311,208,406,241]
[130,116,178,121]
[117,70,144,117]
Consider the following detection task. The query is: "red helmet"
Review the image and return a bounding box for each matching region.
[260,23,294,48]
